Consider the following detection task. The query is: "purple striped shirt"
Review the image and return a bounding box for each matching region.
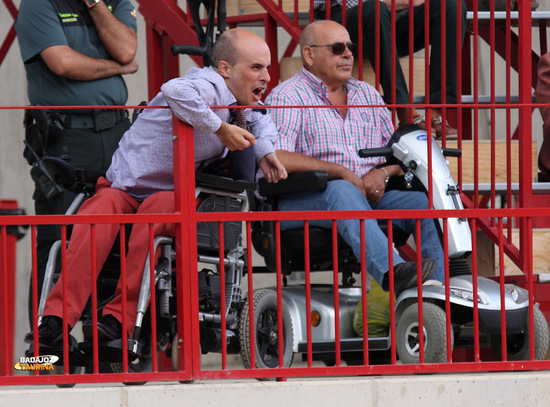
[266,67,394,176]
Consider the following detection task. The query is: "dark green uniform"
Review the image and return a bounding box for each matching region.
[15,0,137,322]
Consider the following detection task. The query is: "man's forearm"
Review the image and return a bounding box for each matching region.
[276,150,348,180]
[88,1,137,65]
[41,45,137,80]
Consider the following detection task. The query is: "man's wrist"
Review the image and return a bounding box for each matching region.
[379,167,390,184]
[84,0,101,9]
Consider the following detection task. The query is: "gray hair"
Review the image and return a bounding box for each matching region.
[211,30,239,67]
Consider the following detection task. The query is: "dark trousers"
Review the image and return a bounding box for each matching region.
[334,0,467,105]
[29,118,130,325]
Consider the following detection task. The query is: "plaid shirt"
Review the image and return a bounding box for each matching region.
[266,67,394,177]
[313,0,359,11]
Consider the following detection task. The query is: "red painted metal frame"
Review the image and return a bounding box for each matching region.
[2,114,550,384]
[0,0,18,66]
[2,0,550,386]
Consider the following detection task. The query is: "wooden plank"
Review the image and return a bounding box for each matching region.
[228,0,309,15]
[497,229,550,276]
[472,229,550,277]
[443,140,538,184]
[279,56,426,96]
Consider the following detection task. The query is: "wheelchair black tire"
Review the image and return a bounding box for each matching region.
[239,288,294,380]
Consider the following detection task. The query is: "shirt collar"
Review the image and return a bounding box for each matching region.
[299,66,359,97]
[203,66,238,106]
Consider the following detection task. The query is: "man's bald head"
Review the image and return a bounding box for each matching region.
[212,28,267,68]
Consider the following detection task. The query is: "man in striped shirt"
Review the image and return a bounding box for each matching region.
[313,0,467,139]
[266,20,444,296]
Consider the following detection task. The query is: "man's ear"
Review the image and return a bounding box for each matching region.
[302,46,314,67]
[217,60,231,79]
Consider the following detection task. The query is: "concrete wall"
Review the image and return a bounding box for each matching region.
[2,372,550,406]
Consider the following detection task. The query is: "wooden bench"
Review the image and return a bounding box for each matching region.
[226,0,309,15]
[443,140,538,185]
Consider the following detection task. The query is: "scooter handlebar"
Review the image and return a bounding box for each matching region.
[441,148,462,158]
[358,147,393,158]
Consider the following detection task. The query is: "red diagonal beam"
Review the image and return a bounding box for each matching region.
[3,0,18,18]
[460,193,523,269]
[0,25,16,66]
[136,0,202,66]
[0,0,18,66]
[255,0,303,42]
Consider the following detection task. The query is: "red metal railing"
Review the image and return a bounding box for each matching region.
[2,0,550,387]
[2,112,550,385]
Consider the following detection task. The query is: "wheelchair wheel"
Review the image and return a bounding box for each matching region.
[239,289,294,379]
[490,305,550,361]
[395,302,453,364]
[110,356,152,385]
[48,365,83,388]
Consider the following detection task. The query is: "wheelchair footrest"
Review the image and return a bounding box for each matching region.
[78,337,146,362]
[26,334,89,367]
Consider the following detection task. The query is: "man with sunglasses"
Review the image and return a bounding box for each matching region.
[314,0,467,139]
[266,20,445,297]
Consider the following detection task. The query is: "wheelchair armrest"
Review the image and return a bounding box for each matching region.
[258,170,328,197]
[195,172,256,193]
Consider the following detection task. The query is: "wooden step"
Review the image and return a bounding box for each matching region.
[279,56,426,96]
[442,140,538,185]
[226,0,309,16]
[475,229,550,277]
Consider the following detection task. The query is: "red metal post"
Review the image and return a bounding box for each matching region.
[172,116,197,381]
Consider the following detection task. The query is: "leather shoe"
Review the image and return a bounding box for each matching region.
[391,257,435,297]
[82,314,123,342]
[431,117,458,140]
[409,115,436,137]
[24,315,64,347]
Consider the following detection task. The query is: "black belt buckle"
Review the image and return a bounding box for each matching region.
[93,111,116,132]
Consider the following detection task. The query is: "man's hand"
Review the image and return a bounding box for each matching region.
[120,59,139,75]
[259,153,288,183]
[215,121,256,151]
[362,168,388,203]
[339,168,366,197]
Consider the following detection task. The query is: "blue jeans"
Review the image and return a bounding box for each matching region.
[278,180,445,286]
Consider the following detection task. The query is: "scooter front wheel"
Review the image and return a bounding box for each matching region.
[239,289,294,379]
[396,302,453,364]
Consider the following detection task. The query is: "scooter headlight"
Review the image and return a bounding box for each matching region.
[505,284,527,304]
[450,288,488,304]
[509,286,519,302]
[450,288,474,301]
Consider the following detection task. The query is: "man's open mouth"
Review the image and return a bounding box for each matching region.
[252,86,265,101]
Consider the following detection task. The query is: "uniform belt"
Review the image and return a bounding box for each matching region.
[62,109,129,131]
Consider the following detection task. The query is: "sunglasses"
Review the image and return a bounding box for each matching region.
[308,42,357,56]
